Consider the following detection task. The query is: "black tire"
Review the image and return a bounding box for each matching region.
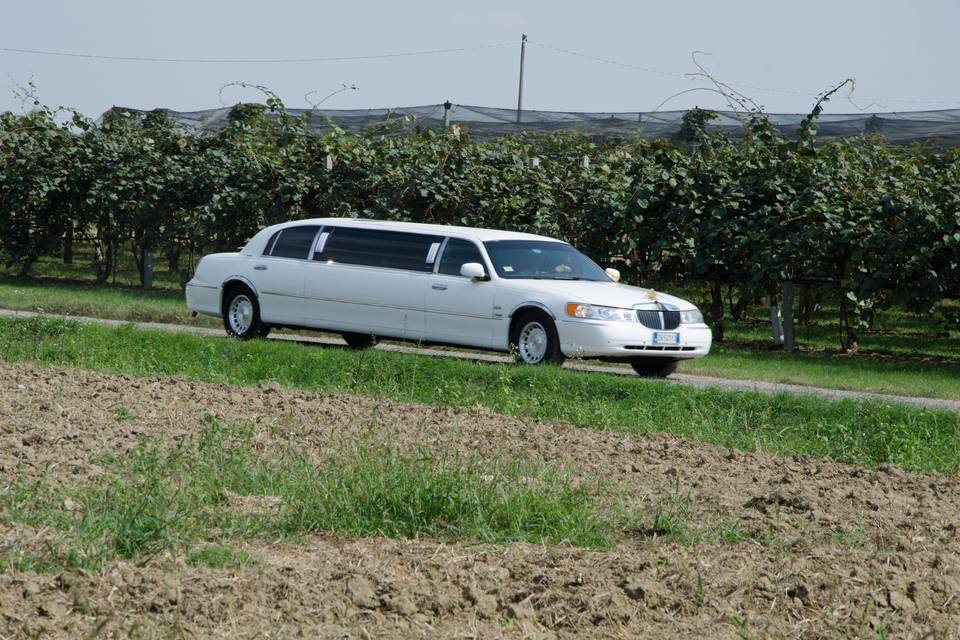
[222,285,264,340]
[509,310,565,365]
[630,358,678,378]
[342,332,378,349]
[255,323,272,339]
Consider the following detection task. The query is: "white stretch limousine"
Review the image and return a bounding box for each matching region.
[186,218,711,376]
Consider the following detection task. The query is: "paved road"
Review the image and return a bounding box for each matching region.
[2,308,958,414]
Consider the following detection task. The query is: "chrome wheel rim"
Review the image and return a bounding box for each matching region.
[228,295,254,334]
[518,321,548,363]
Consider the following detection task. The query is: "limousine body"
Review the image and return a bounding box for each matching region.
[186,218,711,376]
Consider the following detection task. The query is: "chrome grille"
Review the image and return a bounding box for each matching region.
[636,310,681,330]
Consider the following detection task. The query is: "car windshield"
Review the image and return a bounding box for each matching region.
[483,240,610,281]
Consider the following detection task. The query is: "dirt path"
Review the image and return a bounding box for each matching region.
[2,361,960,638]
[2,307,959,414]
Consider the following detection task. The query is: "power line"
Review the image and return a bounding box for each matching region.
[0,41,515,64]
[528,40,960,107]
[5,36,960,108]
[528,41,690,80]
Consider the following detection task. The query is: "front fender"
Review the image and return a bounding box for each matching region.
[507,300,556,320]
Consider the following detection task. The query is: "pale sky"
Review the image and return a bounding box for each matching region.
[2,0,958,118]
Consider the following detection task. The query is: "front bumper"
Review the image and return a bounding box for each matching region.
[557,319,712,360]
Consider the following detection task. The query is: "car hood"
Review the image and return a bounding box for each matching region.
[526,280,696,310]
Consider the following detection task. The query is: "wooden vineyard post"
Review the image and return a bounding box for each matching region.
[771,305,784,346]
[63,225,73,264]
[143,251,153,289]
[783,280,795,353]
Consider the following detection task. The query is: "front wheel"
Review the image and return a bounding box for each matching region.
[223,286,264,340]
[630,358,678,378]
[510,311,565,365]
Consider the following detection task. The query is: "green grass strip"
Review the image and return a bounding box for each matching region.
[3,275,959,400]
[0,276,215,326]
[1,315,959,473]
[682,346,960,402]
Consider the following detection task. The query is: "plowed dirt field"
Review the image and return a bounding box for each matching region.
[2,362,959,638]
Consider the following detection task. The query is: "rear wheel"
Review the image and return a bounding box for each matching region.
[630,358,678,378]
[342,332,378,349]
[223,286,264,340]
[510,310,565,365]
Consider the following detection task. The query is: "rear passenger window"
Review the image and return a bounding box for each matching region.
[319,227,439,272]
[262,230,282,256]
[269,225,321,259]
[438,238,485,276]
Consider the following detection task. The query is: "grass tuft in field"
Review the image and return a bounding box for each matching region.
[0,416,621,572]
[186,544,255,570]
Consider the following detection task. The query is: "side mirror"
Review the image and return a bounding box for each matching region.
[460,262,487,281]
[605,267,621,283]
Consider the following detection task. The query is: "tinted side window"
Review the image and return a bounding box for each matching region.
[438,238,485,276]
[320,227,439,272]
[262,230,282,256]
[270,225,321,259]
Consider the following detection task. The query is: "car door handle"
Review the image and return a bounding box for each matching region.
[254,265,268,271]
[431,283,447,291]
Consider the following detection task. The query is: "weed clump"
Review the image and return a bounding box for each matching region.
[0,417,617,571]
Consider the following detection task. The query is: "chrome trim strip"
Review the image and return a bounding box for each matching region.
[259,291,313,300]
[314,230,330,257]
[423,309,493,320]
[426,241,441,265]
[307,226,326,260]
[432,237,450,274]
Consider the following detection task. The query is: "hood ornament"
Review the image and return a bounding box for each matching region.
[646,289,658,301]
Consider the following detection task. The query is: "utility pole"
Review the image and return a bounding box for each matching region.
[516,34,527,124]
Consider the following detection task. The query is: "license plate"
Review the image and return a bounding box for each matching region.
[653,332,680,345]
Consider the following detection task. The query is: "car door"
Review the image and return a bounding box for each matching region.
[253,225,320,325]
[424,237,497,348]
[303,227,436,340]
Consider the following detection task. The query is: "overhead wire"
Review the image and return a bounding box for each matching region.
[527,40,960,107]
[0,41,515,64]
[3,37,960,107]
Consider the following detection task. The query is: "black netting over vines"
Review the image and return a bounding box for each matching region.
[111,103,960,145]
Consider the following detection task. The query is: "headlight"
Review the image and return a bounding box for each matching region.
[566,303,636,322]
[680,309,704,324]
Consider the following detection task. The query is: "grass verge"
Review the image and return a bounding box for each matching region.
[1,416,619,572]
[0,276,216,326]
[680,346,960,402]
[3,276,959,400]
[1,315,958,473]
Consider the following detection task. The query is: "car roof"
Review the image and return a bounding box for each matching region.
[272,217,566,244]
